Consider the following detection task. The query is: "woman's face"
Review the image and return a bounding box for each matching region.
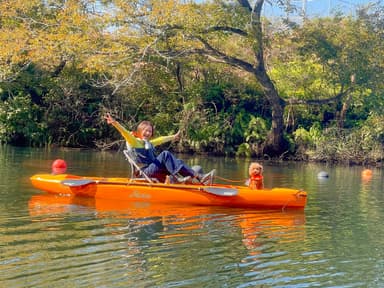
[139,124,153,140]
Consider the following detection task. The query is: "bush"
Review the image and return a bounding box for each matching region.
[0,94,47,146]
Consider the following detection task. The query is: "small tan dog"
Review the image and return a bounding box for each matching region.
[246,162,264,190]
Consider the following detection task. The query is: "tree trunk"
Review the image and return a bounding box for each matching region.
[254,71,288,156]
[249,0,289,156]
[265,95,289,156]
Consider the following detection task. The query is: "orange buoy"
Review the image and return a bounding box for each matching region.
[51,159,67,174]
[362,169,372,177]
[361,169,373,183]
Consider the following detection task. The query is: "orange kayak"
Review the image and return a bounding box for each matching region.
[30,173,307,210]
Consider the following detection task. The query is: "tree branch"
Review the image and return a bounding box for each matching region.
[286,88,351,105]
[168,35,256,74]
[237,0,252,12]
[205,26,248,37]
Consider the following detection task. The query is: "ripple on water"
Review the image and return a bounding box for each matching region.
[1,197,376,288]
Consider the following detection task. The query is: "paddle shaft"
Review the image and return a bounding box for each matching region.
[61,179,238,196]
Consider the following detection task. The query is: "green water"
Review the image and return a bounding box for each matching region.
[1,145,384,287]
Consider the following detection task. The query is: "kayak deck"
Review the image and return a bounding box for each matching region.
[30,173,307,210]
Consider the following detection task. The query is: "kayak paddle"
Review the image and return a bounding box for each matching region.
[61,179,238,197]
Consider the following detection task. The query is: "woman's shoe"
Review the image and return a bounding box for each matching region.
[175,175,193,184]
[198,169,216,185]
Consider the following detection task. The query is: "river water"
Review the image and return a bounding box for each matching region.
[1,145,384,287]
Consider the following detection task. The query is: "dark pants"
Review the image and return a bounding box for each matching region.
[142,151,195,181]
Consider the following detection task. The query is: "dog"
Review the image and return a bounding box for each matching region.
[245,162,264,190]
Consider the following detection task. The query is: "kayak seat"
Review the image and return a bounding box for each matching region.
[123,143,193,185]
[123,144,160,183]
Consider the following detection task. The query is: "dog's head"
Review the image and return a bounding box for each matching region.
[249,162,263,176]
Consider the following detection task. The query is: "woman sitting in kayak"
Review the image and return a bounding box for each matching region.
[105,113,214,184]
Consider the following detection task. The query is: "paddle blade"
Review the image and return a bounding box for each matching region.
[61,179,96,187]
[204,187,238,196]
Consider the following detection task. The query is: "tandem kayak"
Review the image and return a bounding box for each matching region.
[30,173,307,210]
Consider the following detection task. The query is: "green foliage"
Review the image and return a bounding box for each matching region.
[0,0,383,163]
[244,116,268,143]
[236,143,252,158]
[293,123,323,149]
[236,116,269,157]
[0,94,47,146]
[270,59,330,100]
[176,72,270,156]
[302,119,383,164]
[360,114,384,144]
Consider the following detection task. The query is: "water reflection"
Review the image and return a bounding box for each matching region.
[5,146,384,287]
[26,194,308,286]
[28,194,306,257]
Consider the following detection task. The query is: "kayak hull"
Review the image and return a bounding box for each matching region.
[30,174,307,210]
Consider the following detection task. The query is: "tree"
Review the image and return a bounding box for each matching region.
[95,0,365,156]
[1,0,383,155]
[90,0,295,156]
[291,14,383,128]
[135,0,382,156]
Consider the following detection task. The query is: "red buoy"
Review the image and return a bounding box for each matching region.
[51,159,67,174]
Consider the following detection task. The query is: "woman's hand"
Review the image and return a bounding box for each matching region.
[173,130,181,141]
[104,113,115,125]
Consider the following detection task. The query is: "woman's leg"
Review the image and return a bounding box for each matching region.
[155,151,195,176]
[143,151,216,184]
[142,163,167,182]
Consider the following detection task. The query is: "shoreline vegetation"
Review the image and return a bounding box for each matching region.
[0,1,383,167]
[2,140,382,167]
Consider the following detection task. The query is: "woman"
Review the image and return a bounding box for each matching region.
[105,113,214,184]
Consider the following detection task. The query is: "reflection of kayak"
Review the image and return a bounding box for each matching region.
[28,194,306,226]
[30,173,307,210]
[28,194,306,249]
